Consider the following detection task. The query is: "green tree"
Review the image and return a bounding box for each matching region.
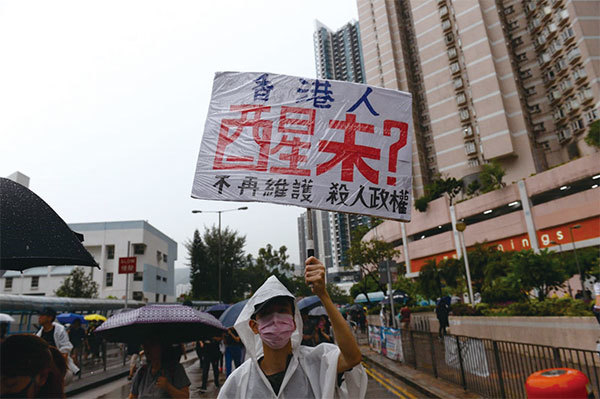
[585,120,600,148]
[186,226,247,303]
[479,161,506,193]
[508,249,568,301]
[416,258,461,300]
[55,267,99,298]
[346,237,401,303]
[327,283,351,304]
[559,247,600,285]
[414,176,463,212]
[350,276,381,300]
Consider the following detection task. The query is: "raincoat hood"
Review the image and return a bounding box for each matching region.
[234,275,303,360]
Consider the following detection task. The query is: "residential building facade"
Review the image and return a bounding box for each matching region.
[1,220,178,302]
[356,0,599,197]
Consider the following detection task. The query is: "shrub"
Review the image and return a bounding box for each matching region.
[451,303,483,316]
[410,305,435,313]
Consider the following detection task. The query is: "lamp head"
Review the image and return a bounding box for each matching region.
[238,206,248,210]
[456,221,467,232]
[191,210,202,214]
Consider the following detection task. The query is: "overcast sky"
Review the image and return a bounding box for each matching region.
[0,0,358,269]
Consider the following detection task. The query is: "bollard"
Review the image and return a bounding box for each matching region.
[526,368,593,399]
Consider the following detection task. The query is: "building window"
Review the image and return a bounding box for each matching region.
[163,295,167,302]
[459,108,470,121]
[156,276,161,281]
[31,276,39,289]
[133,291,144,301]
[162,277,167,282]
[5,277,12,289]
[106,272,113,287]
[468,158,480,167]
[106,245,115,260]
[162,254,168,262]
[133,244,146,255]
[585,109,599,124]
[155,293,160,302]
[465,141,477,155]
[157,251,162,262]
[453,77,463,89]
[133,272,143,281]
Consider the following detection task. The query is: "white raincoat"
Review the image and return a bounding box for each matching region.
[218,276,367,399]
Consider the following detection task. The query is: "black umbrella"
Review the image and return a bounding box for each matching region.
[95,304,225,344]
[0,178,98,270]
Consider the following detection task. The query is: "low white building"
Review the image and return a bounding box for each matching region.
[1,220,178,302]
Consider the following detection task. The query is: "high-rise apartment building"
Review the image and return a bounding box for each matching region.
[300,20,370,291]
[314,20,365,83]
[357,0,599,197]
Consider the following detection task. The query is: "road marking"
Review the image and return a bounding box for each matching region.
[362,362,416,399]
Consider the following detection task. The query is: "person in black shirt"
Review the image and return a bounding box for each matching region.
[68,319,86,367]
[224,328,243,377]
[198,336,222,392]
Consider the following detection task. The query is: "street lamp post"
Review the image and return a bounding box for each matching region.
[192,206,248,303]
[569,224,585,299]
[456,221,475,306]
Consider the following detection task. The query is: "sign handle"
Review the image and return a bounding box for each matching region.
[306,208,315,288]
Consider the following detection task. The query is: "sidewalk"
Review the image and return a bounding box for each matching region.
[360,345,483,399]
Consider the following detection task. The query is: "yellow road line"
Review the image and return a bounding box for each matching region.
[362,362,416,399]
[366,366,417,399]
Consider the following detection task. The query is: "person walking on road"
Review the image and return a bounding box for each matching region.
[224,327,243,378]
[436,297,450,338]
[217,256,367,399]
[129,337,190,398]
[198,336,222,392]
[36,307,80,378]
[67,319,86,367]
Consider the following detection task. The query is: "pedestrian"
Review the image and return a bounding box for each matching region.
[36,307,80,378]
[435,297,450,338]
[224,327,243,378]
[67,318,86,367]
[127,342,142,381]
[1,334,67,398]
[129,337,191,398]
[310,315,334,346]
[217,256,367,399]
[198,336,222,392]
[400,304,411,330]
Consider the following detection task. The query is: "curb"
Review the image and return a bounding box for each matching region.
[361,352,441,399]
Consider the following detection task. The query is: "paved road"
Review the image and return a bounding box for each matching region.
[74,358,421,399]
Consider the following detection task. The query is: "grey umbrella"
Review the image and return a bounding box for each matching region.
[0,178,98,271]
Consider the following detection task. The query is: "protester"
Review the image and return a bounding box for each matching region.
[217,256,366,399]
[435,297,450,338]
[306,315,334,346]
[127,342,142,381]
[198,336,222,392]
[36,307,80,377]
[1,334,67,398]
[67,319,86,367]
[400,304,411,330]
[224,327,243,378]
[129,337,190,399]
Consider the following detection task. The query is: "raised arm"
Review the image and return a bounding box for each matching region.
[305,256,362,373]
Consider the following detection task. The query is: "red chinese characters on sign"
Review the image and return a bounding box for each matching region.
[270,106,315,176]
[214,105,273,171]
[118,257,137,274]
[212,106,408,184]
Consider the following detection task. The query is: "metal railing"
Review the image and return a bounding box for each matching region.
[396,330,600,398]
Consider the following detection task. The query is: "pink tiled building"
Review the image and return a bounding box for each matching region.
[357,0,599,197]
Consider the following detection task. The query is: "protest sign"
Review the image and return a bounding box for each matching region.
[192,71,413,221]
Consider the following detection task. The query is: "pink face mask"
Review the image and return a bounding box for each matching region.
[257,312,295,349]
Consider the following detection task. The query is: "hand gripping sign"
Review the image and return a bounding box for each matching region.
[191,72,413,221]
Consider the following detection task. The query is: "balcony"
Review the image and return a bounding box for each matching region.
[558,9,569,25]
[551,0,563,9]
[508,20,519,31]
[529,18,543,33]
[456,93,467,105]
[548,89,562,103]
[557,127,572,142]
[450,61,461,75]
[572,67,587,83]
[525,2,537,15]
[538,52,551,65]
[445,33,454,45]
[463,125,474,137]
[541,6,553,21]
[447,47,458,59]
[559,78,574,94]
[533,122,545,132]
[553,106,567,122]
[453,77,464,89]
[567,47,582,63]
[520,68,533,79]
[561,27,575,44]
[439,5,449,18]
[459,108,470,121]
[465,141,477,155]
[570,118,584,132]
[565,97,580,113]
[544,69,557,83]
[577,88,594,104]
[545,23,558,39]
[442,20,452,32]
[554,57,568,75]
